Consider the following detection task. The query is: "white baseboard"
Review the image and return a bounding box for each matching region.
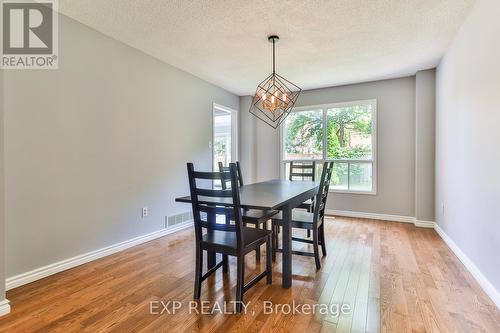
[0,299,10,317]
[326,209,436,229]
[6,222,192,291]
[434,224,500,310]
[326,209,415,224]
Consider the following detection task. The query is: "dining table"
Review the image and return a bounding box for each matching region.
[175,179,320,288]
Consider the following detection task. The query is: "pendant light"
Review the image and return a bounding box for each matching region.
[249,35,301,129]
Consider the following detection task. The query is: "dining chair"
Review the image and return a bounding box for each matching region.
[289,161,317,237]
[289,161,316,212]
[272,161,334,270]
[187,163,272,312]
[218,161,279,262]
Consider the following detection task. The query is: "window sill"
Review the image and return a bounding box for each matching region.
[329,189,377,195]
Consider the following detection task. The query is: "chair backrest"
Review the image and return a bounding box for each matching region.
[312,162,334,225]
[218,161,244,189]
[289,161,316,181]
[187,163,244,249]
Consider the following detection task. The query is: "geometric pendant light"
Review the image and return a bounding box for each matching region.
[249,35,302,129]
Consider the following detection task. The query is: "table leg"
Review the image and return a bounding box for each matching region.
[282,203,292,288]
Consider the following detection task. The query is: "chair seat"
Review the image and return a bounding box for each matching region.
[201,227,272,254]
[271,210,321,230]
[242,209,279,224]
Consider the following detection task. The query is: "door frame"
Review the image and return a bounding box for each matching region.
[212,103,238,171]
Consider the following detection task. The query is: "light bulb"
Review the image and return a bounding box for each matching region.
[261,93,266,100]
[283,93,287,101]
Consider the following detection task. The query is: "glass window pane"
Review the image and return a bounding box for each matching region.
[331,162,348,190]
[213,113,232,170]
[283,109,323,160]
[326,104,373,160]
[349,163,372,192]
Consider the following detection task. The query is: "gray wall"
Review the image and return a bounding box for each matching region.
[415,70,436,222]
[3,14,238,278]
[238,96,256,183]
[241,77,418,217]
[436,0,500,293]
[0,69,5,300]
[239,96,281,184]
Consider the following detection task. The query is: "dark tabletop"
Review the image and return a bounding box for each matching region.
[175,179,319,210]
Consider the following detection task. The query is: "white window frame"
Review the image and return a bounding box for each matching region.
[279,99,377,195]
[212,103,238,171]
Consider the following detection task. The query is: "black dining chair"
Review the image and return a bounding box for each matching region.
[289,161,316,212]
[218,161,279,262]
[289,161,317,238]
[187,163,272,312]
[272,161,334,270]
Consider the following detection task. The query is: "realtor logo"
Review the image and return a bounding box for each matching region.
[1,0,58,69]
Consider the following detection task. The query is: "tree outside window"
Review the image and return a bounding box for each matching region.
[282,101,375,193]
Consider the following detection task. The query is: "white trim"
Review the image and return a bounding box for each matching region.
[326,209,415,224]
[434,224,500,310]
[414,220,436,228]
[212,103,239,171]
[326,209,439,228]
[0,299,10,317]
[6,222,192,291]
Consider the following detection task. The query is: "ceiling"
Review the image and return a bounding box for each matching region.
[58,0,475,96]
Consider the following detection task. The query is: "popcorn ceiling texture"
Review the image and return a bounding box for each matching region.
[58,0,475,95]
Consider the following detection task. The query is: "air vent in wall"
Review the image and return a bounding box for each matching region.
[166,211,193,228]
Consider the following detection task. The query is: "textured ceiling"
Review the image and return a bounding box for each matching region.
[58,0,475,96]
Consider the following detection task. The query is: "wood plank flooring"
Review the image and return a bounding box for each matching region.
[1,216,499,332]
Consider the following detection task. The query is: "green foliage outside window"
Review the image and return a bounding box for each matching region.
[284,110,323,158]
[284,104,373,188]
[284,105,372,160]
[327,105,372,159]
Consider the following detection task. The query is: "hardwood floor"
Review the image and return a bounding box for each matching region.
[1,216,499,332]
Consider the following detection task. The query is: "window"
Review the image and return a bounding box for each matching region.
[281,100,376,193]
[213,103,238,171]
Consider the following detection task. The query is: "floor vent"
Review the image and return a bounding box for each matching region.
[166,211,193,228]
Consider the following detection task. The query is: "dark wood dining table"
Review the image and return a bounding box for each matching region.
[175,179,320,288]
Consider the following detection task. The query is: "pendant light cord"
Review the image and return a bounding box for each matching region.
[272,38,276,74]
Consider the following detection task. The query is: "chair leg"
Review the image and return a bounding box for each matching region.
[312,228,321,270]
[307,205,312,238]
[236,256,245,313]
[224,215,230,272]
[266,235,272,284]
[319,224,327,257]
[271,224,277,262]
[255,223,261,263]
[223,254,228,273]
[194,247,203,299]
